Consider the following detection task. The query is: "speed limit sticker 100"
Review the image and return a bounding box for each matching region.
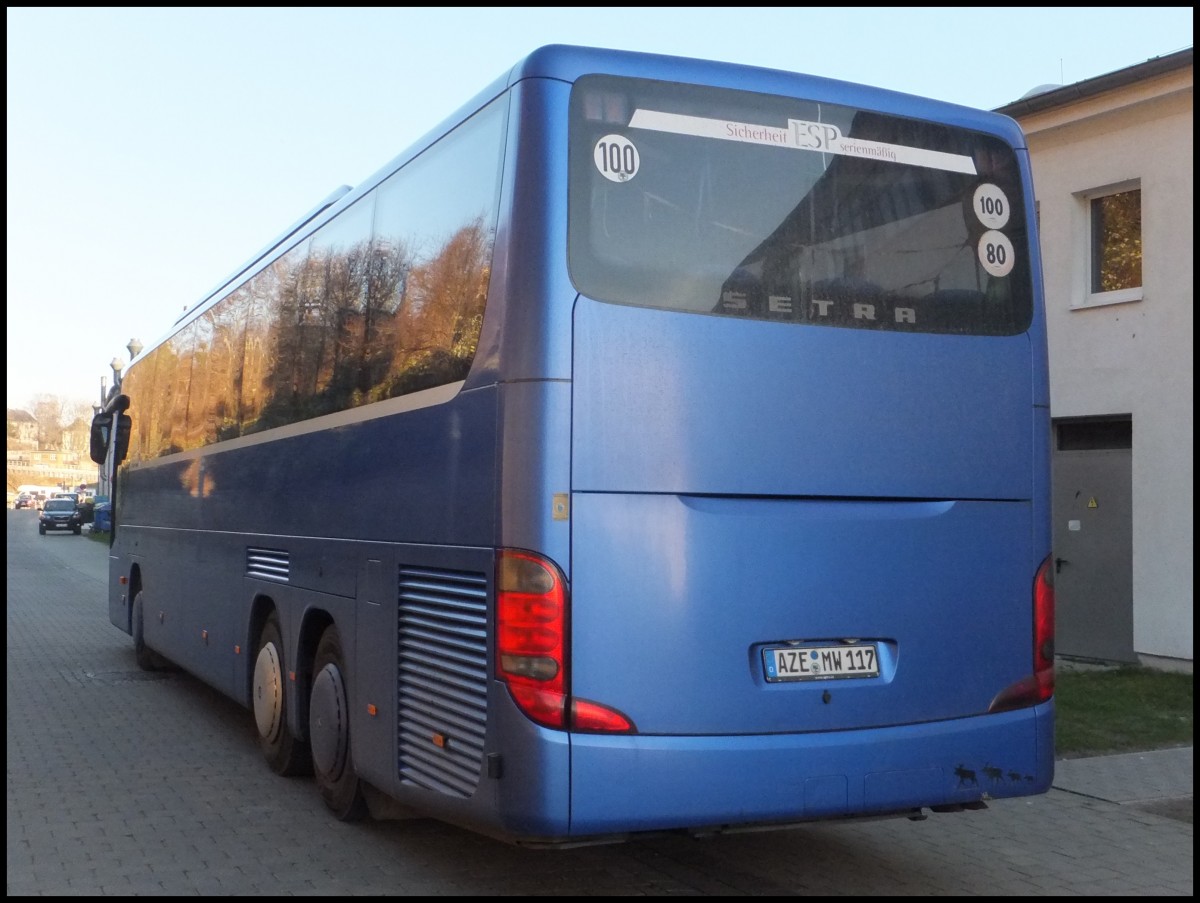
[594,135,640,183]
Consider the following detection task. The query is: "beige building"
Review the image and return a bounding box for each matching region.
[997,48,1193,670]
[6,410,97,495]
[6,409,38,449]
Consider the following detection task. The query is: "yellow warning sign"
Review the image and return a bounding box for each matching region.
[1088,497,1098,508]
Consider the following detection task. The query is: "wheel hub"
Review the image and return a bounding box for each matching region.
[252,642,283,742]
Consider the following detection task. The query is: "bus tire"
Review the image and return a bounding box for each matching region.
[253,613,312,777]
[309,624,367,821]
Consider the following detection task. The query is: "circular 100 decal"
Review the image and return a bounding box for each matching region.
[972,183,1010,229]
[594,134,639,182]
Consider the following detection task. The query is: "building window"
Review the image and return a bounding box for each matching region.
[1075,183,1142,309]
[1056,415,1132,451]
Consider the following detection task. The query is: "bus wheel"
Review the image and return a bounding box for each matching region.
[253,613,312,776]
[309,624,367,821]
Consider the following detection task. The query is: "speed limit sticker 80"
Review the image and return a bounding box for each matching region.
[977,230,1015,277]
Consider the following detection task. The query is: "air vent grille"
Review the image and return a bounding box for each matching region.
[246,547,290,582]
[396,566,488,797]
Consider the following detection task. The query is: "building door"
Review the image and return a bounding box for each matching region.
[1051,417,1135,663]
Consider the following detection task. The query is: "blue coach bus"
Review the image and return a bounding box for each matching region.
[91,44,1054,846]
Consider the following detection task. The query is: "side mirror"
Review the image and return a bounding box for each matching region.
[89,413,112,465]
[114,413,132,465]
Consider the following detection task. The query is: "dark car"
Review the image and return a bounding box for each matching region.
[39,498,83,535]
[14,493,35,509]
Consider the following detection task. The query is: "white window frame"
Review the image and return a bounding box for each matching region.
[1072,180,1143,310]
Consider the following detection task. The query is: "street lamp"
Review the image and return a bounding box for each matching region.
[101,358,125,504]
[97,343,139,508]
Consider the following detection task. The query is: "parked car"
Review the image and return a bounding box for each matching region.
[14,493,35,509]
[39,498,83,535]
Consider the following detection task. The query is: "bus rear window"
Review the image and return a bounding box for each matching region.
[568,75,1033,336]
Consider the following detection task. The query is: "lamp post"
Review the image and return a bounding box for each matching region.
[95,376,108,497]
[100,358,125,501]
[98,345,139,508]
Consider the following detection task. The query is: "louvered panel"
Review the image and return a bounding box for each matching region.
[398,739,483,797]
[397,634,488,681]
[397,680,487,735]
[396,610,484,653]
[399,665,489,719]
[397,566,488,797]
[246,547,289,582]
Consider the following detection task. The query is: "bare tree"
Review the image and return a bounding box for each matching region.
[29,394,92,449]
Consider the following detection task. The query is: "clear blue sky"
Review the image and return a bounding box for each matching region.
[6,7,1193,411]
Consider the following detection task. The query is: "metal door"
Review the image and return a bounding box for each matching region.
[1051,419,1134,662]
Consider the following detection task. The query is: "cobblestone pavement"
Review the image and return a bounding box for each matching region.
[6,510,1193,895]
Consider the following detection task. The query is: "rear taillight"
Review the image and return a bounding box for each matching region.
[988,555,1056,712]
[495,549,633,733]
[1032,555,1056,699]
[497,550,567,728]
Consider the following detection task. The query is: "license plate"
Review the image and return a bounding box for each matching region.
[763,643,879,682]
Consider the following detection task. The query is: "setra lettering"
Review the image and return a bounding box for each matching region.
[810,299,917,324]
[720,294,918,324]
[721,290,748,310]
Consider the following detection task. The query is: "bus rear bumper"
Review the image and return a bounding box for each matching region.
[565,700,1054,837]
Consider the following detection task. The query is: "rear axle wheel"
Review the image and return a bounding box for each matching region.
[252,613,312,776]
[309,625,367,821]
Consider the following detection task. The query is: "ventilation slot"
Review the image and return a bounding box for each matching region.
[246,547,290,582]
[397,566,488,798]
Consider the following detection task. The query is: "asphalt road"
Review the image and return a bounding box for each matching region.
[6,508,1193,895]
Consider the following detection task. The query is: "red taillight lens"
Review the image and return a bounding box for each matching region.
[495,549,636,733]
[571,697,633,733]
[497,551,567,728]
[989,555,1056,712]
[1032,554,1055,701]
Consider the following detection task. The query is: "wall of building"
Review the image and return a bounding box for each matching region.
[1013,66,1193,663]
